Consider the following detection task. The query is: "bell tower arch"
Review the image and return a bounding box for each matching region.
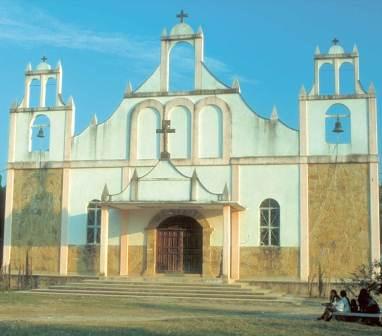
[160,11,204,91]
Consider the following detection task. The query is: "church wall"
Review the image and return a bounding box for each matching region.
[67,168,122,245]
[223,95,299,157]
[71,93,300,163]
[238,164,300,279]
[240,247,299,279]
[11,169,62,274]
[239,165,299,247]
[308,163,370,280]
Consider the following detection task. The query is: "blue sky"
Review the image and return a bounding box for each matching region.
[0,0,381,185]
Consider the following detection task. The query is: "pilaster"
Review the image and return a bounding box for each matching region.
[100,206,109,276]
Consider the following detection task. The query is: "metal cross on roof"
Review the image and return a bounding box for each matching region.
[41,56,48,62]
[176,10,188,23]
[332,38,339,45]
[156,119,175,160]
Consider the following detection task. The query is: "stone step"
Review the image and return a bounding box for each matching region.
[31,288,283,301]
[83,279,241,288]
[67,282,253,292]
[48,285,267,296]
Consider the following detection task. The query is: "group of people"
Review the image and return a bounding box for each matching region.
[318,288,381,325]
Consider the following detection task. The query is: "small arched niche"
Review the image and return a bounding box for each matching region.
[168,106,191,159]
[199,105,223,158]
[30,114,50,152]
[319,62,335,95]
[325,104,351,144]
[169,42,195,92]
[339,62,355,95]
[137,107,160,159]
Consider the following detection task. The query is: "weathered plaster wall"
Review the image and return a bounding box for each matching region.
[240,247,299,279]
[308,163,370,280]
[68,245,99,274]
[11,169,62,273]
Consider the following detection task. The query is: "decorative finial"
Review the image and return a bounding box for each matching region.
[101,184,110,201]
[197,26,203,35]
[299,85,307,96]
[176,10,188,23]
[314,46,321,55]
[26,63,32,71]
[66,96,74,107]
[368,82,376,95]
[271,105,278,120]
[232,78,241,93]
[41,56,48,63]
[125,81,133,95]
[222,183,230,201]
[352,44,359,54]
[161,27,168,37]
[90,114,98,126]
[332,38,339,45]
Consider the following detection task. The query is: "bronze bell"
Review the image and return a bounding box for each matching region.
[332,116,344,133]
[37,126,45,138]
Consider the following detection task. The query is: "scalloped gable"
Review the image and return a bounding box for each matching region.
[109,160,226,202]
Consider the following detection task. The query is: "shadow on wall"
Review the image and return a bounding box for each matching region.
[0,175,5,266]
[10,169,62,274]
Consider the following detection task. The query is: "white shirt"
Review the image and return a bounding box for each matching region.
[335,297,351,312]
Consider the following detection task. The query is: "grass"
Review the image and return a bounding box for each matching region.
[0,292,381,335]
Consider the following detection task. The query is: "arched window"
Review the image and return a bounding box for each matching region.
[87,200,101,244]
[169,42,195,92]
[325,104,351,144]
[30,114,50,152]
[319,63,335,95]
[260,199,280,246]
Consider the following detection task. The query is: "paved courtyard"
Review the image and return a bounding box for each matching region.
[0,292,381,335]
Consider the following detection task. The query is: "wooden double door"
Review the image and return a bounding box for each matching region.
[156,216,202,274]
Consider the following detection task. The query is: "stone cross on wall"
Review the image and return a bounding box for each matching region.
[156,119,175,160]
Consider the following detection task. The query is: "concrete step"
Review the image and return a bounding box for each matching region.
[47,285,268,297]
[31,288,283,301]
[64,282,253,292]
[83,279,241,288]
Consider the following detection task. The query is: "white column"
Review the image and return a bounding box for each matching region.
[120,212,128,276]
[160,40,169,92]
[59,168,70,275]
[222,205,231,281]
[299,163,309,281]
[334,59,340,95]
[2,169,15,270]
[40,76,47,108]
[24,77,31,108]
[194,36,204,90]
[368,96,378,155]
[314,61,320,95]
[100,206,109,276]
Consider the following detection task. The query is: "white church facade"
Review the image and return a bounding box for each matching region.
[2,18,380,282]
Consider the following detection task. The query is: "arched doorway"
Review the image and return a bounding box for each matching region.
[156,215,202,274]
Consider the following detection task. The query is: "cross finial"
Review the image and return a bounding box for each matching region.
[41,56,48,62]
[332,38,339,45]
[156,119,176,160]
[176,9,188,23]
